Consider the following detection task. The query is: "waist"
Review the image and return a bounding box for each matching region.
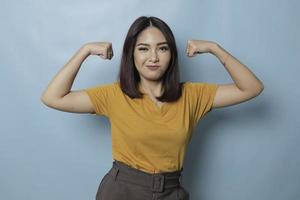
[107,160,183,192]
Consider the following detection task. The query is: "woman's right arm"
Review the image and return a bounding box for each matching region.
[40,42,113,114]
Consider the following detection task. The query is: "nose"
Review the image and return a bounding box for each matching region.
[149,50,159,62]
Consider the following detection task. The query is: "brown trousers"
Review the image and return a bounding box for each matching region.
[96,160,190,200]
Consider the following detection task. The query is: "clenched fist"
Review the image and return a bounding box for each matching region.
[186,40,217,57]
[84,42,114,60]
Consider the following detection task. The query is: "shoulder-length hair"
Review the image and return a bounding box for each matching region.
[117,16,184,102]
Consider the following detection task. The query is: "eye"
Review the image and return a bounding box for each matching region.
[160,46,169,51]
[138,47,148,51]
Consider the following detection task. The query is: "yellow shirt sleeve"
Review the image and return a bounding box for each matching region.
[83,83,115,117]
[188,82,218,124]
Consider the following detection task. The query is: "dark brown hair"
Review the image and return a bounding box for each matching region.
[117,16,184,102]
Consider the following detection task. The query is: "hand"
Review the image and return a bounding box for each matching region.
[186,40,217,57]
[83,42,114,60]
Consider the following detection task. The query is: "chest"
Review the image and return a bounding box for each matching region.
[110,93,192,135]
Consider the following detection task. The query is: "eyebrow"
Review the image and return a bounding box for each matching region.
[136,42,168,47]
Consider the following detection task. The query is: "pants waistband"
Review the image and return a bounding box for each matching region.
[107,160,183,193]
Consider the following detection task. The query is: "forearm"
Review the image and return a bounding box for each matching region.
[41,45,90,102]
[210,44,264,94]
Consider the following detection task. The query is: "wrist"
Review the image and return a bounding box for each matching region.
[209,43,219,54]
[209,43,230,65]
[80,44,91,56]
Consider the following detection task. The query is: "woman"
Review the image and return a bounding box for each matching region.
[41,16,264,200]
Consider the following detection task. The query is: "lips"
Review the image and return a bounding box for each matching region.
[146,65,160,70]
[147,65,159,67]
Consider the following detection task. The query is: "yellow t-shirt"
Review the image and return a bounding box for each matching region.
[84,81,218,173]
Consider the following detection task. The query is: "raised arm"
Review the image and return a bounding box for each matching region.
[186,40,264,109]
[40,42,113,113]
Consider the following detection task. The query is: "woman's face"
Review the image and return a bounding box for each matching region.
[133,26,171,82]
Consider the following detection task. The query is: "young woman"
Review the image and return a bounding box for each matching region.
[41,16,264,200]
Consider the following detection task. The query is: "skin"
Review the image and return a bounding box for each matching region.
[186,39,264,108]
[133,27,264,109]
[133,26,171,100]
[41,27,264,114]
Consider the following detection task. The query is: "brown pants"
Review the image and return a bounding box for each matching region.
[96,160,190,200]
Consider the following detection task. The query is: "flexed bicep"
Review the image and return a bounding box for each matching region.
[213,83,262,109]
[42,90,95,114]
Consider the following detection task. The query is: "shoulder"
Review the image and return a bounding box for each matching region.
[183,81,218,97]
[90,81,119,89]
[84,81,120,96]
[184,81,217,89]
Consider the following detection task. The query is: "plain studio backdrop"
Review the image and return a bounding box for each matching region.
[1,0,299,199]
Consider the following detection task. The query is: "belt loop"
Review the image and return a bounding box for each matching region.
[151,174,165,192]
[112,165,120,181]
[115,167,119,181]
[179,174,182,184]
[179,167,183,184]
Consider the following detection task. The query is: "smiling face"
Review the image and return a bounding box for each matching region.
[133,26,171,82]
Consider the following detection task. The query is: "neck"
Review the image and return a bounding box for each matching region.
[139,79,164,96]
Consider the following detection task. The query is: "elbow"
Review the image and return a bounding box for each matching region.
[40,95,46,104]
[40,90,48,104]
[259,81,264,93]
[40,95,54,107]
[40,95,50,106]
[40,95,64,110]
[246,83,264,97]
[254,83,264,96]
[260,84,264,93]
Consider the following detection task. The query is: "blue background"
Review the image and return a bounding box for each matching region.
[1,0,299,199]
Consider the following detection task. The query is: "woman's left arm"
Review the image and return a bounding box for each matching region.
[186,40,264,109]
